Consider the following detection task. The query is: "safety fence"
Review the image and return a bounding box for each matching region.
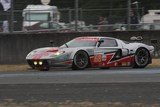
[1,7,157,33]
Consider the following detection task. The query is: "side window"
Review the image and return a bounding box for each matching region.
[40,23,49,29]
[99,38,118,47]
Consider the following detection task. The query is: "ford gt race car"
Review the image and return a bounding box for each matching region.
[26,36,154,71]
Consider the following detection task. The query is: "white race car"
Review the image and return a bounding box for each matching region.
[26,36,154,70]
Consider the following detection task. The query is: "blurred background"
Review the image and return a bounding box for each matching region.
[1,0,160,33]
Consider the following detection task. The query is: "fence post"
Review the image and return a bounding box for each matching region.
[75,0,79,31]
[68,9,72,23]
[80,8,83,21]
[10,0,14,33]
[127,0,131,30]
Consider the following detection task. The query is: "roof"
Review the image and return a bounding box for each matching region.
[141,10,160,23]
[23,5,58,11]
[76,36,117,40]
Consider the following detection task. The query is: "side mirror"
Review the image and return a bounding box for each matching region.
[98,39,104,43]
[50,40,54,46]
[97,39,104,47]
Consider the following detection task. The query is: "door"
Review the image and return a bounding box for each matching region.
[93,38,133,67]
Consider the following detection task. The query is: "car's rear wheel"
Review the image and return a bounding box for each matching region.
[72,51,89,70]
[133,48,149,68]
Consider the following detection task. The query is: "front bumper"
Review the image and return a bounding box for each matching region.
[27,59,73,68]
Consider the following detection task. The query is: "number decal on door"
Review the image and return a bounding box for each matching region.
[94,54,102,62]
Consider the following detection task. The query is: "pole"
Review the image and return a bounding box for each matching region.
[80,8,83,21]
[68,9,72,23]
[141,7,144,23]
[127,0,131,30]
[136,2,140,23]
[132,1,140,23]
[75,0,78,31]
[10,0,14,33]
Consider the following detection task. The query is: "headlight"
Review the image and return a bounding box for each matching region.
[33,61,38,65]
[39,61,43,65]
[55,51,65,56]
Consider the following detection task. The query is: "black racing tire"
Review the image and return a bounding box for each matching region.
[72,51,89,70]
[133,48,150,68]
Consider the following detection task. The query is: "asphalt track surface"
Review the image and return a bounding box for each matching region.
[0,67,160,84]
[0,67,160,103]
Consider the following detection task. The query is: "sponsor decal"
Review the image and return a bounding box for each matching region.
[121,62,131,66]
[127,62,131,66]
[102,63,105,66]
[103,51,134,67]
[102,54,107,61]
[122,62,127,66]
[65,60,73,65]
[114,62,118,66]
[90,49,134,67]
[93,54,102,62]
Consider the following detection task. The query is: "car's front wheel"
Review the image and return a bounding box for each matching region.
[133,48,150,68]
[72,51,89,70]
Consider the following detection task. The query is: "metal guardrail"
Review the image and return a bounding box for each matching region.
[0,7,145,33]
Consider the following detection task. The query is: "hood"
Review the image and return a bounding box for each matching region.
[26,47,60,60]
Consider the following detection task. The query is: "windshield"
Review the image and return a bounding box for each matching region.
[60,37,98,48]
[25,13,50,21]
